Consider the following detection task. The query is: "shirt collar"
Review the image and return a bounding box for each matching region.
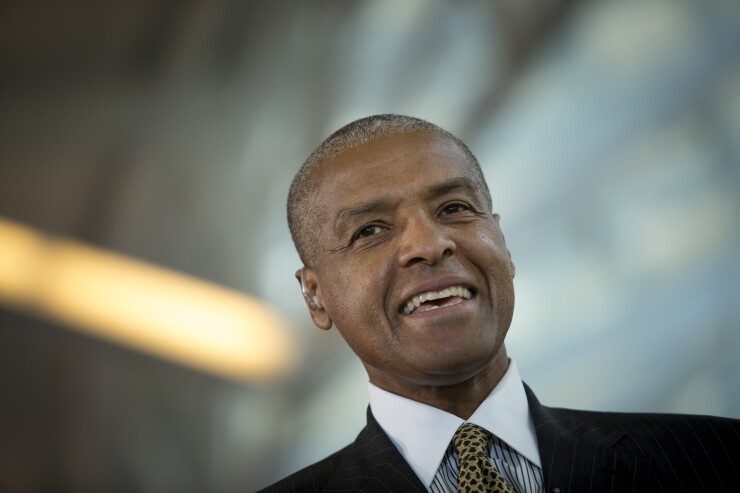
[368,360,541,488]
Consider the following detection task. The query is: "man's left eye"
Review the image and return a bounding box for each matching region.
[442,203,468,214]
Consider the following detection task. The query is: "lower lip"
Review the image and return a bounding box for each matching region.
[402,296,476,319]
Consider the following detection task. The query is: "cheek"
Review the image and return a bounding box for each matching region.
[330,256,392,307]
[475,232,513,274]
[324,268,381,324]
[327,276,391,361]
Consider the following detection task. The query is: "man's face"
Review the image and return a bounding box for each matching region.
[303,131,515,396]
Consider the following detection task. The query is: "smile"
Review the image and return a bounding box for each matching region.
[401,285,472,315]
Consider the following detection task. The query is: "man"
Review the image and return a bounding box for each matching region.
[260,115,740,492]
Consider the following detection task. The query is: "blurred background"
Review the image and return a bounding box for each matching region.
[1,0,739,491]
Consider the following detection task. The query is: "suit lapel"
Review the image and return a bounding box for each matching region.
[324,408,426,492]
[323,388,654,492]
[524,385,651,493]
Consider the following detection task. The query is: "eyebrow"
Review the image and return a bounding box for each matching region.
[333,176,481,236]
[334,197,395,236]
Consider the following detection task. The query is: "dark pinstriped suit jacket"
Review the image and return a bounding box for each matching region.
[258,385,740,492]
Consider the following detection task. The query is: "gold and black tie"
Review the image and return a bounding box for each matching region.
[453,423,516,493]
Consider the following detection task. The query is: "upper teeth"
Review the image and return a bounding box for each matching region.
[402,285,472,315]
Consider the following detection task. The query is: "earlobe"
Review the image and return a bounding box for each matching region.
[295,267,333,330]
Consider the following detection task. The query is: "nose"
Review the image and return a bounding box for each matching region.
[397,212,456,267]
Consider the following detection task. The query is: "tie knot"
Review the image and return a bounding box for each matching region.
[453,423,491,460]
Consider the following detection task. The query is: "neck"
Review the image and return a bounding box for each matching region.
[368,346,509,420]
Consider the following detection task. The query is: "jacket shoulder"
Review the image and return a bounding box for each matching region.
[541,404,740,488]
[611,412,740,488]
[255,408,423,493]
[539,404,740,452]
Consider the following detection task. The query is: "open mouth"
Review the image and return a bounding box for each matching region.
[401,285,473,315]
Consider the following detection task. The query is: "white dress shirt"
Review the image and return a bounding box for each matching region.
[368,360,543,492]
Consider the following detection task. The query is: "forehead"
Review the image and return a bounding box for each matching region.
[313,131,478,209]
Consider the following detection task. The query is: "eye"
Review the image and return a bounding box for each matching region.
[441,202,469,215]
[354,224,384,240]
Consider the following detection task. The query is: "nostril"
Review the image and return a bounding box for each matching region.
[404,256,427,267]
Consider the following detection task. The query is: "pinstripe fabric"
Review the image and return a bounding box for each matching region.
[526,385,740,492]
[430,434,543,492]
[258,387,740,492]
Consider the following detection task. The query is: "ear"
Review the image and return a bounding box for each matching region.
[493,213,516,279]
[295,267,332,330]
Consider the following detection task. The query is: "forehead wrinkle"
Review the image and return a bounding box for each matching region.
[425,176,482,201]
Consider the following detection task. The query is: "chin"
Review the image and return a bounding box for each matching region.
[413,350,499,385]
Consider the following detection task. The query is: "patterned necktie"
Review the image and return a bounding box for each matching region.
[453,423,516,493]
